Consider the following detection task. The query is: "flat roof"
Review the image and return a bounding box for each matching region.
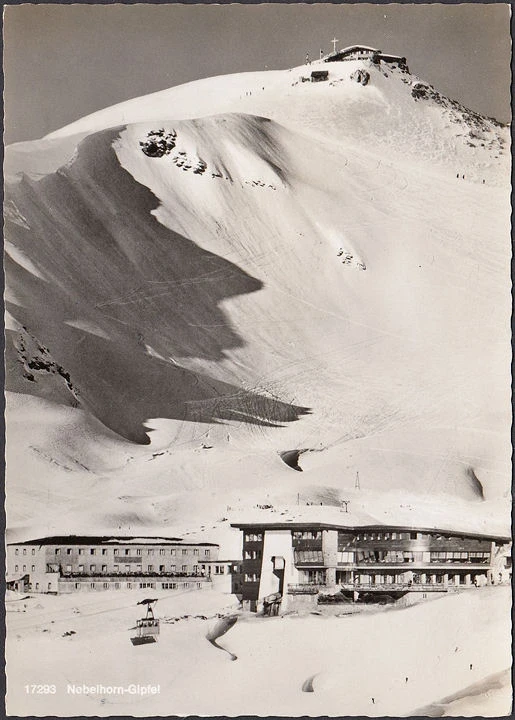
[8,535,219,547]
[230,522,510,543]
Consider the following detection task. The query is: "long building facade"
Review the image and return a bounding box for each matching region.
[231,521,511,613]
[6,535,220,594]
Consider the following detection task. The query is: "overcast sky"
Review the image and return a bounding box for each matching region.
[4,2,512,145]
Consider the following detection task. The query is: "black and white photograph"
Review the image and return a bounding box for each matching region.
[4,2,512,716]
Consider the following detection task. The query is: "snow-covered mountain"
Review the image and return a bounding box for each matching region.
[4,54,511,538]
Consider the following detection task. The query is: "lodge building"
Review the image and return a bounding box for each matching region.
[323,45,409,72]
[231,520,511,613]
[6,535,221,594]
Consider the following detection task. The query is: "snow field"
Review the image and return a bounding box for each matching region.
[6,586,511,716]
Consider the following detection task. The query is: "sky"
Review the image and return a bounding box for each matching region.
[3,3,512,145]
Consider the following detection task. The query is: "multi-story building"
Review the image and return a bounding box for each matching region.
[6,535,219,594]
[231,520,511,613]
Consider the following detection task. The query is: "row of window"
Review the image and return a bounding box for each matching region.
[244,573,260,582]
[351,532,481,542]
[304,569,327,583]
[246,530,423,543]
[339,552,354,563]
[13,565,36,573]
[353,573,475,585]
[354,531,419,541]
[244,550,262,560]
[51,547,209,557]
[13,548,36,556]
[69,581,203,590]
[356,551,427,563]
[294,550,324,563]
[60,564,199,573]
[244,534,263,543]
[292,531,322,541]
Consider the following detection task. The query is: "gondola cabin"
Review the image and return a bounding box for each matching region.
[131,598,160,646]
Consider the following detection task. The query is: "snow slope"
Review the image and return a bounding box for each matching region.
[6,586,511,716]
[4,55,511,535]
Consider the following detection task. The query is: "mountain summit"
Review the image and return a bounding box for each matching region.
[4,49,511,534]
[7,47,508,181]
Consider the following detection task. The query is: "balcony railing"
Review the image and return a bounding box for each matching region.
[288,582,473,595]
[59,574,210,584]
[338,582,454,592]
[287,584,326,594]
[353,559,490,566]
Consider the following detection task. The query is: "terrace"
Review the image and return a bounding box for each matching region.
[287,579,478,595]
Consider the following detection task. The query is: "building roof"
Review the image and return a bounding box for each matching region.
[339,45,380,55]
[230,521,510,543]
[229,497,510,541]
[7,535,219,547]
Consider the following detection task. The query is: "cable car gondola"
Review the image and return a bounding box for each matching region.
[131,598,160,646]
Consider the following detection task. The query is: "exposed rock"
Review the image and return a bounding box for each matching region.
[15,326,78,398]
[140,128,177,157]
[350,69,370,86]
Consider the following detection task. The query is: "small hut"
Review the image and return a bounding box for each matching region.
[311,70,329,83]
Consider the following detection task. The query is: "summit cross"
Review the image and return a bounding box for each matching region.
[331,37,339,54]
